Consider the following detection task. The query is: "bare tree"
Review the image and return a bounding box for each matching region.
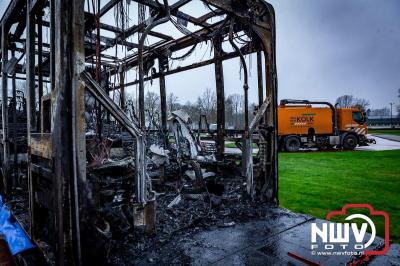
[397,88,400,118]
[145,91,160,125]
[353,98,370,111]
[167,92,179,114]
[196,88,216,123]
[227,93,243,129]
[335,95,355,108]
[181,101,199,123]
[224,96,234,127]
[335,94,370,111]
[16,81,26,94]
[123,93,139,123]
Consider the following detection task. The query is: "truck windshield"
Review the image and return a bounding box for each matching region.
[352,112,364,123]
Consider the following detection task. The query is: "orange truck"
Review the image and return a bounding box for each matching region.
[278,99,375,151]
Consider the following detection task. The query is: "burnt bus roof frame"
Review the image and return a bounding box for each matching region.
[0,0,278,264]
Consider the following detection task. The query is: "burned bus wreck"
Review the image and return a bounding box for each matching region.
[0,0,278,264]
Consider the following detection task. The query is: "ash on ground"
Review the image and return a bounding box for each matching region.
[91,172,276,265]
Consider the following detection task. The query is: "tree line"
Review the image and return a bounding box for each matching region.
[136,88,253,129]
[336,93,400,118]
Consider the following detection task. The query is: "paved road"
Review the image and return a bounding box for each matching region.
[134,207,400,265]
[356,135,400,151]
[223,135,400,153]
[370,134,400,142]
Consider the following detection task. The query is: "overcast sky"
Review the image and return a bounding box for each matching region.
[0,2,9,21]
[269,0,400,111]
[1,0,399,111]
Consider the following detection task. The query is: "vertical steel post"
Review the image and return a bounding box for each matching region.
[95,0,102,138]
[71,0,86,263]
[159,60,167,132]
[53,1,69,262]
[138,1,170,128]
[213,36,225,160]
[1,23,10,196]
[11,50,17,188]
[120,71,125,110]
[37,12,43,132]
[53,0,85,263]
[257,51,264,106]
[263,52,278,203]
[50,0,55,92]
[247,3,278,203]
[26,0,36,237]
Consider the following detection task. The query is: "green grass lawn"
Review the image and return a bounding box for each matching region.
[279,150,400,243]
[368,129,400,136]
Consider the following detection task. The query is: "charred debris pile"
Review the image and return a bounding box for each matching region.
[83,110,274,263]
[8,109,277,263]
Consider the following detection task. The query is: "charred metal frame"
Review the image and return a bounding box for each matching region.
[0,0,278,263]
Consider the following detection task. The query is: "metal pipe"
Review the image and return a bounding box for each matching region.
[112,47,259,90]
[119,71,125,110]
[159,60,167,132]
[138,0,170,128]
[95,0,102,138]
[11,50,17,187]
[81,71,148,204]
[1,23,10,196]
[25,0,36,237]
[257,51,264,106]
[50,0,55,92]
[37,12,43,132]
[214,36,225,159]
[228,19,249,132]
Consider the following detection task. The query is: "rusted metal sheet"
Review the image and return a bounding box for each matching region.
[71,0,86,262]
[30,133,52,159]
[50,0,86,263]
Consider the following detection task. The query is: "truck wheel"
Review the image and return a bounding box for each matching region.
[342,134,358,150]
[285,136,300,152]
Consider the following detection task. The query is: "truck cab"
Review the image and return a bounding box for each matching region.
[337,108,371,149]
[337,108,367,134]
